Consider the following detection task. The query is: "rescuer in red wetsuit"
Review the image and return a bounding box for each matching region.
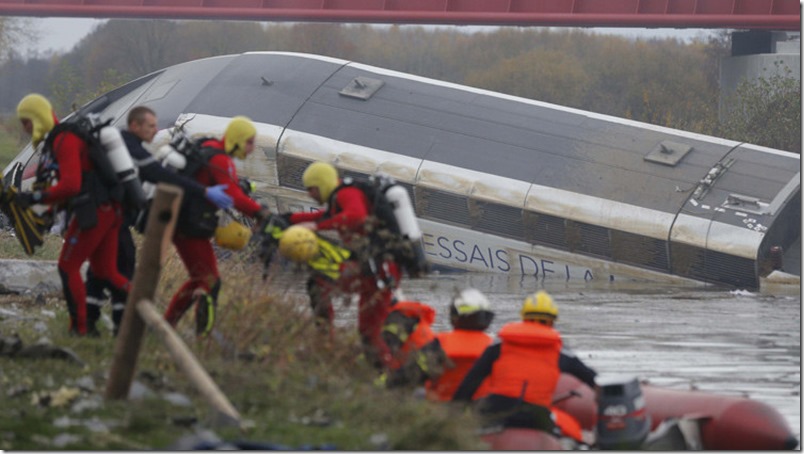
[15,93,131,336]
[453,290,597,436]
[285,161,401,368]
[427,288,495,401]
[84,105,233,336]
[164,116,269,335]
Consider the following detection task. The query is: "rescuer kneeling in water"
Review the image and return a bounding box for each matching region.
[427,288,495,401]
[375,293,450,389]
[452,290,597,436]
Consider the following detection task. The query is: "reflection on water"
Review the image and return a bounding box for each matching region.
[270,269,801,441]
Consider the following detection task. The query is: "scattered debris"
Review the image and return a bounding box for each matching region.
[162,392,192,407]
[51,433,81,448]
[14,338,86,367]
[31,386,81,408]
[370,433,390,450]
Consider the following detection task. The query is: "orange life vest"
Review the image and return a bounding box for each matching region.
[428,330,494,401]
[386,301,437,368]
[552,407,584,442]
[486,321,562,407]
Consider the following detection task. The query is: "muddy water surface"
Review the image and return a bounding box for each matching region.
[315,272,801,441]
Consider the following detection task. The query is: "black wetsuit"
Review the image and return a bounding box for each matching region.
[85,129,210,335]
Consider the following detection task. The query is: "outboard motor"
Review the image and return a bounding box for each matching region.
[595,375,651,450]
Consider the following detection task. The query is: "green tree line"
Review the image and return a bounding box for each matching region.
[0,19,799,153]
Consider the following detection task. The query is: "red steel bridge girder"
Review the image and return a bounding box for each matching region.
[0,0,799,30]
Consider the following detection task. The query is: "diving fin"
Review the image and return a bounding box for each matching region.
[0,185,47,255]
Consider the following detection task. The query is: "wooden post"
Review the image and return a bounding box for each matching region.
[136,299,241,424]
[105,184,183,400]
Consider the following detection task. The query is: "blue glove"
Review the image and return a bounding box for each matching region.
[205,184,233,210]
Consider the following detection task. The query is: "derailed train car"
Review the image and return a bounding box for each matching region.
[4,52,800,290]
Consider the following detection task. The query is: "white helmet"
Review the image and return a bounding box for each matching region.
[450,288,494,331]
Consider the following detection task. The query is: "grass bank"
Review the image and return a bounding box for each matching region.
[0,239,487,450]
[0,230,63,260]
[0,115,27,170]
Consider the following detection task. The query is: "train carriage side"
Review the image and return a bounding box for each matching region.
[271,53,800,289]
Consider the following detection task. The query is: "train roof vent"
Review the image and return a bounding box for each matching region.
[723,193,769,215]
[644,141,693,166]
[340,76,384,100]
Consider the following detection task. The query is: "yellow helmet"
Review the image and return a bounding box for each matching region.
[302,161,339,202]
[17,93,55,146]
[214,220,252,250]
[521,290,558,322]
[278,225,319,263]
[223,116,256,159]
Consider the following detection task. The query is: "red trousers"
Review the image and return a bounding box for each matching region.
[58,202,129,335]
[309,260,401,368]
[164,234,220,327]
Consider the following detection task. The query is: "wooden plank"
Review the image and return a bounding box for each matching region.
[105,183,183,400]
[136,299,241,425]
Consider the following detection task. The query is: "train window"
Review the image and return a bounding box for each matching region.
[340,169,368,182]
[416,188,472,227]
[470,200,524,239]
[524,211,568,250]
[276,155,310,190]
[566,221,612,258]
[671,242,758,289]
[611,230,669,271]
[340,76,384,100]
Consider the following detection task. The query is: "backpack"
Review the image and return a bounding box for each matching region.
[44,116,120,200]
[341,174,429,278]
[158,129,225,238]
[42,113,146,228]
[160,128,222,177]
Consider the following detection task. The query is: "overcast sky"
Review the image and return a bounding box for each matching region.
[21,18,105,54]
[20,17,717,56]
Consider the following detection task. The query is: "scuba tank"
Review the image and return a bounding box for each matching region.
[96,125,147,209]
[141,131,192,211]
[383,183,428,277]
[155,126,219,177]
[595,375,651,449]
[134,131,190,232]
[153,125,198,172]
[44,113,147,211]
[154,143,188,170]
[384,184,421,242]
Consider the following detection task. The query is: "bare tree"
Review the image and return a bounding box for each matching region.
[719,62,801,153]
[0,17,36,62]
[88,19,177,79]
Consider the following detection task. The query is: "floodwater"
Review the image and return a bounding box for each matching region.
[293,271,801,442]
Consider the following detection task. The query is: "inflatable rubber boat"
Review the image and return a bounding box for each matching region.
[480,374,798,450]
